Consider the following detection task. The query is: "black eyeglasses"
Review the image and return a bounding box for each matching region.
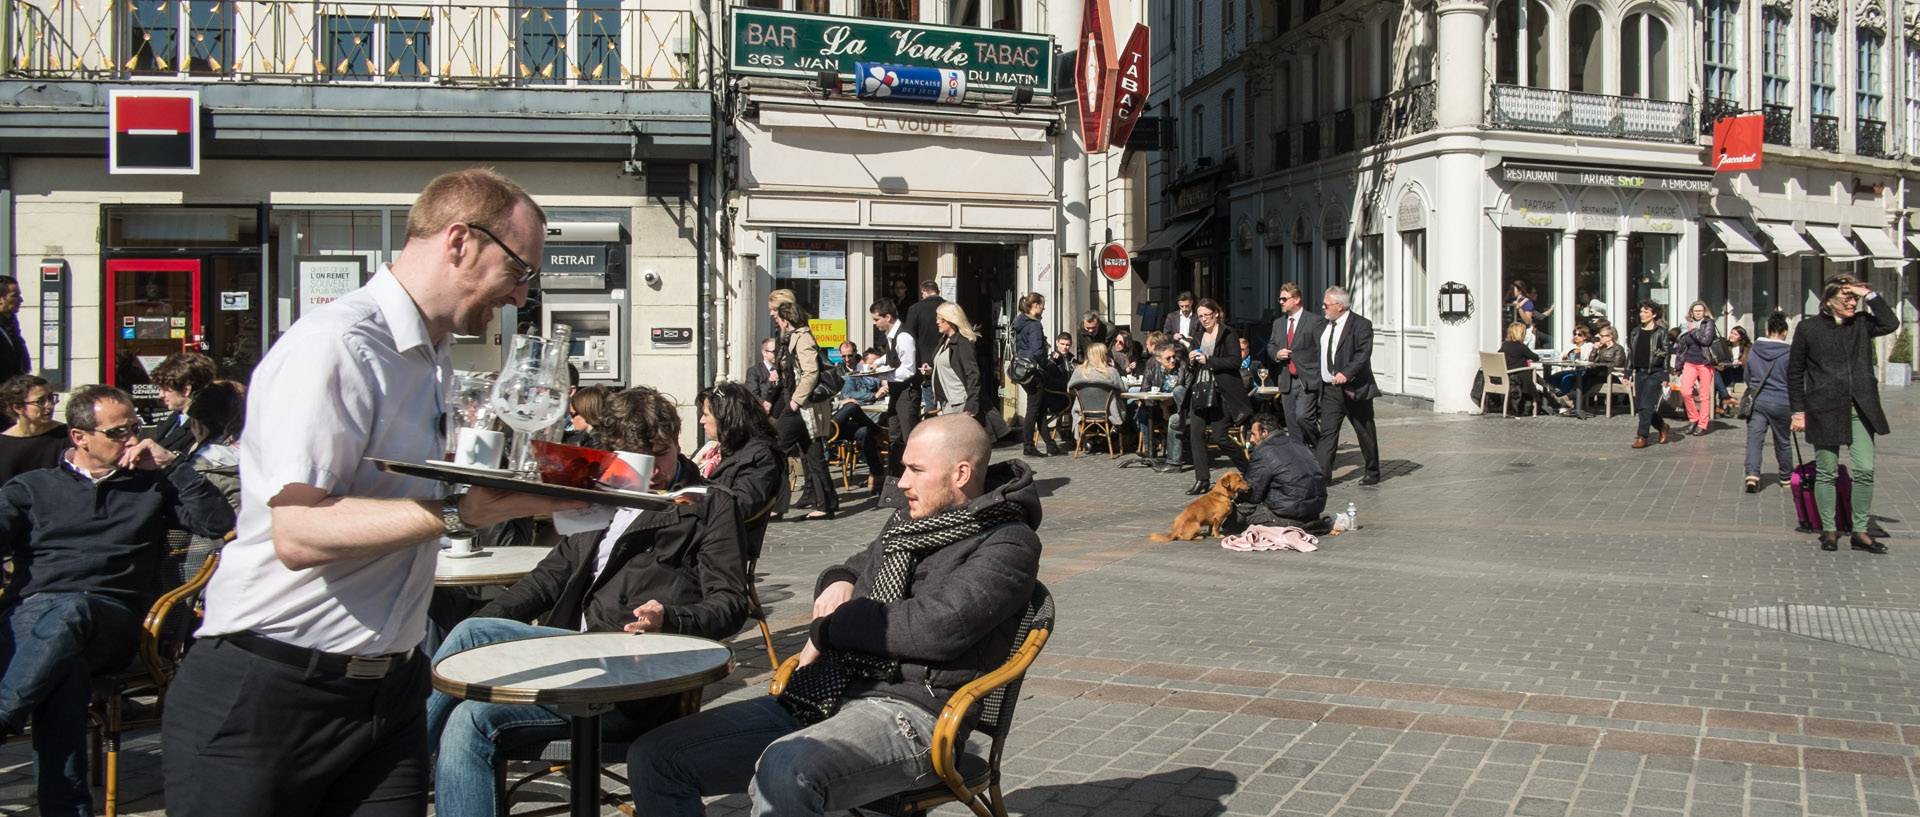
[86,423,141,441]
[465,223,539,285]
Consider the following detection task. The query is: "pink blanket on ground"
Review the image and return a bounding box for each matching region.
[1220,525,1319,552]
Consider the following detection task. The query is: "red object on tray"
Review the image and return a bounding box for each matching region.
[528,440,618,488]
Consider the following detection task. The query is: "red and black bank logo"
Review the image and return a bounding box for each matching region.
[109,90,199,175]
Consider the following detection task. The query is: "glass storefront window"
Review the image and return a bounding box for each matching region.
[774,237,849,354]
[1502,229,1554,347]
[1628,232,1675,319]
[1573,231,1609,327]
[107,206,261,249]
[1753,257,1778,324]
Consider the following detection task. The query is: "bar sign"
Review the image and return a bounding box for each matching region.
[109,90,200,175]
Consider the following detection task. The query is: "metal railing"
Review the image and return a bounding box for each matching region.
[1762,103,1793,146]
[1856,117,1889,158]
[1698,96,1743,135]
[1487,84,1696,144]
[3,0,706,88]
[1371,82,1435,143]
[1810,114,1840,152]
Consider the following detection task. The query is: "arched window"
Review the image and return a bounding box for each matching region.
[1620,11,1671,100]
[1567,5,1603,93]
[1702,0,1738,102]
[1494,0,1550,88]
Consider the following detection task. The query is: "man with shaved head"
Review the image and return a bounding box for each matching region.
[627,414,1043,817]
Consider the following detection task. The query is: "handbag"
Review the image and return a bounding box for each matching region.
[1007,355,1039,386]
[1191,368,1220,412]
[806,345,844,404]
[1736,355,1776,420]
[1707,337,1732,366]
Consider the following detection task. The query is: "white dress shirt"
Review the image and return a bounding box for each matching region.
[1321,315,1345,385]
[885,325,917,383]
[198,268,453,656]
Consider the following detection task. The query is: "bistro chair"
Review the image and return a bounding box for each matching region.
[741,491,782,669]
[1593,367,1635,417]
[770,582,1054,817]
[1477,351,1538,417]
[1070,384,1123,458]
[90,529,231,817]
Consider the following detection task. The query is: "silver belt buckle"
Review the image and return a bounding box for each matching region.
[345,655,393,680]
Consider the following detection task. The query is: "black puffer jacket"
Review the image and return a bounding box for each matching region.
[1789,293,1900,446]
[476,455,748,639]
[811,459,1043,720]
[707,437,785,561]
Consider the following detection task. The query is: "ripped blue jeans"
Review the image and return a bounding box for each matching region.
[626,694,939,817]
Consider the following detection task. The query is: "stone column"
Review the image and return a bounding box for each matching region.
[1432,0,1489,130]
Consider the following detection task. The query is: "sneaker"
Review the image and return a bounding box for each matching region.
[1780,474,1792,487]
[1744,476,1760,493]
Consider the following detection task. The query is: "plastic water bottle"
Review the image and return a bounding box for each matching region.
[1346,501,1358,530]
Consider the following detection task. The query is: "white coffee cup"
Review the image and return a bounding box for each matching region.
[606,451,655,491]
[454,427,505,469]
[445,533,476,555]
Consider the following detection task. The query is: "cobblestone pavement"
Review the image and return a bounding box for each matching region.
[11,387,1920,816]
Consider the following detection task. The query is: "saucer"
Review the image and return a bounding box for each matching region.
[441,550,485,559]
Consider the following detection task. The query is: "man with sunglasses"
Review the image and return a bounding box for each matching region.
[0,384,234,816]
[163,169,585,817]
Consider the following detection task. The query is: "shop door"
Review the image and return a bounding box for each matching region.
[105,258,203,407]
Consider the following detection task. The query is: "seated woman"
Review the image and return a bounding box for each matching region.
[1499,321,1548,414]
[184,379,246,509]
[824,345,886,494]
[697,380,787,515]
[425,386,749,817]
[1068,344,1126,449]
[562,384,609,450]
[0,375,68,486]
[1584,325,1630,407]
[1544,325,1594,402]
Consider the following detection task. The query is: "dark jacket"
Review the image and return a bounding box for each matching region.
[1788,293,1899,445]
[144,411,198,456]
[0,458,235,611]
[1500,340,1540,395]
[746,360,777,407]
[1587,343,1628,376]
[1076,319,1110,363]
[1676,319,1718,366]
[1744,338,1791,407]
[1011,314,1047,363]
[477,455,749,639]
[1161,309,1199,344]
[1238,432,1327,521]
[0,424,70,487]
[932,333,982,417]
[0,315,28,383]
[1626,321,1672,372]
[811,460,1043,721]
[1040,349,1074,392]
[1192,324,1254,421]
[1321,313,1381,401]
[708,437,785,563]
[1265,308,1326,392]
[903,295,947,370]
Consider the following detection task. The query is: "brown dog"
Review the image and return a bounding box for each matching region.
[1149,472,1248,541]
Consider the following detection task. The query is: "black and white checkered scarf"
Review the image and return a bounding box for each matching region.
[776,499,1026,726]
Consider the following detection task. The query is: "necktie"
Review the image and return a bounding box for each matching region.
[1286,316,1297,375]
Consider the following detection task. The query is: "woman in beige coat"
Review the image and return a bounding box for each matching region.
[768,290,838,519]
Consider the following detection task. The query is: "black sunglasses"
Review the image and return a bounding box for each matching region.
[465,223,539,285]
[87,423,141,441]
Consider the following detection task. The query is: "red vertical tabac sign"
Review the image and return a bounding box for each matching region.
[1106,24,1150,148]
[1710,114,1764,171]
[1074,0,1118,153]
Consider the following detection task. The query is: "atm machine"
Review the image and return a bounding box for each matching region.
[538,222,629,387]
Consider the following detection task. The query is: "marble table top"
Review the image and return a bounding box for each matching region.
[435,545,554,587]
[432,632,735,706]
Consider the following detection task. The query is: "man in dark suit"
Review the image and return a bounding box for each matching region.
[900,280,946,368]
[1264,283,1325,447]
[144,352,217,455]
[1160,291,1198,347]
[0,277,27,383]
[1313,286,1381,486]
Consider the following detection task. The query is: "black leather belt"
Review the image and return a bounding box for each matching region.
[219,631,413,680]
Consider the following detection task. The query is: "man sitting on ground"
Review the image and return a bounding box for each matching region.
[1236,411,1327,529]
[0,384,235,816]
[425,386,748,817]
[625,415,1042,817]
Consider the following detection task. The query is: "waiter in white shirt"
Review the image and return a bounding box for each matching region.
[1314,286,1383,486]
[162,169,586,816]
[869,297,919,476]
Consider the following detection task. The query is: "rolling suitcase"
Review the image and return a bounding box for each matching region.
[1789,435,1852,533]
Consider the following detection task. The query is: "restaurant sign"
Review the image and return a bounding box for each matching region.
[731,8,1053,93]
[1499,162,1713,193]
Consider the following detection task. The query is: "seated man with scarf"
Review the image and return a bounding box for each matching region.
[425,385,748,817]
[625,415,1042,817]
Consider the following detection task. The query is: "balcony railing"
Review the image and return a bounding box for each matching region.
[1698,96,1744,135]
[1372,82,1436,143]
[1488,84,1696,144]
[1762,104,1793,146]
[1810,114,1840,152]
[1857,117,1890,158]
[3,0,705,88]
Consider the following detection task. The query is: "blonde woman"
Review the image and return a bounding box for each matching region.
[1068,343,1126,419]
[923,301,981,417]
[767,289,837,519]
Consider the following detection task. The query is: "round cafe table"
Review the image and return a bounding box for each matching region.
[432,632,735,817]
[1118,391,1175,468]
[434,545,554,587]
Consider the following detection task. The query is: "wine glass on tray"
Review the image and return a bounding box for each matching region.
[490,334,568,476]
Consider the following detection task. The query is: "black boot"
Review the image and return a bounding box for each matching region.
[1186,479,1208,495]
[1022,445,1046,458]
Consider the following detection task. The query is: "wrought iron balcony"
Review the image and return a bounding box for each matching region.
[1762,104,1793,146]
[1300,119,1321,163]
[1333,108,1355,153]
[1810,114,1840,152]
[1698,96,1744,135]
[1372,82,1436,143]
[2,0,705,88]
[1487,85,1696,144]
[1857,117,1890,158]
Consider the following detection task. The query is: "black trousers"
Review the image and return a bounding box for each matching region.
[1634,369,1670,438]
[1187,403,1249,486]
[162,635,430,817]
[885,381,922,475]
[775,413,836,513]
[1020,381,1056,447]
[1313,387,1380,481]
